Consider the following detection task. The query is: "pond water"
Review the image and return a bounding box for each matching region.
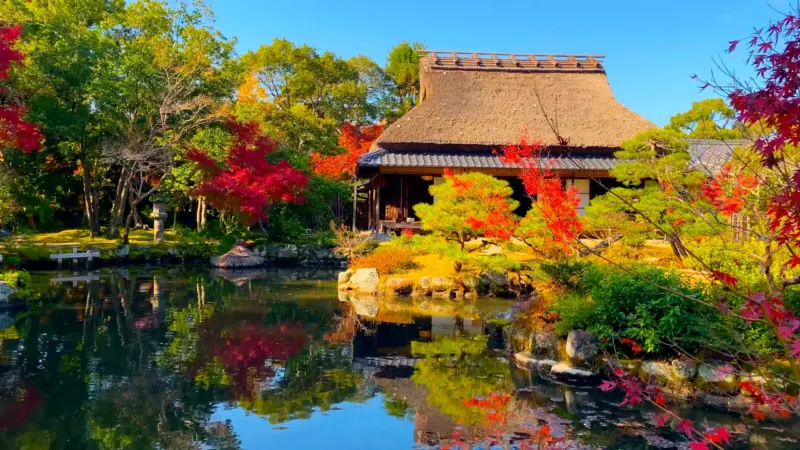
[0,268,797,449]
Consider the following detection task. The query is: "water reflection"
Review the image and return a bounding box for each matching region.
[0,268,795,449]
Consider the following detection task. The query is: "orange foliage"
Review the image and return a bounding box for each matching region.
[311,122,383,179]
[349,247,416,274]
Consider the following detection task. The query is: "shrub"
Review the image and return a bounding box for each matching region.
[583,264,723,355]
[549,292,597,337]
[350,247,417,275]
[0,270,30,289]
[540,259,592,292]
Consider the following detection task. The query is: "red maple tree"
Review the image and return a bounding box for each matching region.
[187,121,308,225]
[310,122,383,179]
[498,139,583,254]
[0,25,42,153]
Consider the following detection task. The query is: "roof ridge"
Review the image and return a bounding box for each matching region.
[419,50,605,73]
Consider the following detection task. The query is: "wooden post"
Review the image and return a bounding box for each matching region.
[374,174,381,233]
[352,176,357,231]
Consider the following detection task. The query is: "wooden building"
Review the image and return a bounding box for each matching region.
[356,50,657,232]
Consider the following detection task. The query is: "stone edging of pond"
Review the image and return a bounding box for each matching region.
[507,325,793,418]
[337,267,532,299]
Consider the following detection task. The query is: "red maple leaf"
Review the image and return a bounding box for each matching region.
[677,419,694,437]
[688,441,709,450]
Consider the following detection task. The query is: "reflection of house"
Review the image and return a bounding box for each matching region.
[357,50,656,229]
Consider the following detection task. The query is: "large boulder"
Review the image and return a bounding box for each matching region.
[314,247,334,260]
[697,362,739,394]
[384,278,414,296]
[413,277,432,296]
[348,268,380,294]
[350,295,378,318]
[641,361,674,382]
[479,270,510,295]
[276,244,300,261]
[337,271,352,285]
[430,276,457,292]
[462,276,480,292]
[565,330,598,364]
[533,331,557,358]
[0,281,14,302]
[550,362,599,384]
[671,359,698,381]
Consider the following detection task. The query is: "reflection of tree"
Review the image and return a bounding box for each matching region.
[237,342,369,423]
[411,335,512,425]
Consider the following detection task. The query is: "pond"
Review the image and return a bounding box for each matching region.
[0,268,797,449]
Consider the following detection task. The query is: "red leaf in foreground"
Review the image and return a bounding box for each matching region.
[688,441,709,450]
[711,270,739,287]
[599,380,617,392]
[677,419,694,437]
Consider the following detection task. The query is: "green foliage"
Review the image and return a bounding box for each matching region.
[411,336,512,425]
[267,175,351,239]
[540,259,593,292]
[549,292,598,337]
[582,264,722,354]
[0,270,31,289]
[384,41,424,121]
[665,98,744,139]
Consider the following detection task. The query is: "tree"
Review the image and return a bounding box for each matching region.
[498,140,583,256]
[187,121,308,228]
[585,102,742,259]
[598,12,800,447]
[414,170,518,271]
[236,39,389,155]
[310,122,383,180]
[385,41,424,121]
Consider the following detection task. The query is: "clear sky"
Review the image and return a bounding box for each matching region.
[205,0,790,126]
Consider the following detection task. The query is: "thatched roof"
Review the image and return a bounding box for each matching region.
[376,50,656,151]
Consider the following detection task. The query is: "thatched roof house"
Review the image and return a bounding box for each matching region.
[356,50,656,231]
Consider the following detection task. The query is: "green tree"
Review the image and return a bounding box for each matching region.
[585,101,737,257]
[385,41,423,121]
[235,38,388,155]
[414,171,518,271]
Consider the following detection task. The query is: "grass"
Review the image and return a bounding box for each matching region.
[10,229,181,249]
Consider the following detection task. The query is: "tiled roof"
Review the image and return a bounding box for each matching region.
[357,149,620,171]
[687,139,751,175]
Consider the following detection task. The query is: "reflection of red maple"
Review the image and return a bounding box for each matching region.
[0,25,42,153]
[187,121,308,225]
[201,323,308,399]
[310,123,383,179]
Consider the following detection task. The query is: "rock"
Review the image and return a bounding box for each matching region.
[0,281,14,302]
[430,276,457,292]
[384,277,414,296]
[462,276,480,292]
[348,268,380,294]
[533,331,557,358]
[508,328,535,352]
[514,351,558,371]
[479,270,509,294]
[261,244,280,259]
[168,247,182,257]
[603,357,642,375]
[351,295,378,318]
[314,247,334,260]
[550,362,599,383]
[413,277,432,296]
[276,244,300,261]
[565,330,597,364]
[641,361,674,382]
[671,359,697,381]
[116,245,130,258]
[337,271,351,285]
[697,362,739,394]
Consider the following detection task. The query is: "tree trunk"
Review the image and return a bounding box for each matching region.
[669,235,689,260]
[196,197,206,231]
[122,210,134,245]
[108,169,130,238]
[79,142,101,237]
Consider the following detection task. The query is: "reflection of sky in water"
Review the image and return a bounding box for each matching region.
[211,396,414,449]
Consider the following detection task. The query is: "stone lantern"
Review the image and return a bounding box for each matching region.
[150,201,168,243]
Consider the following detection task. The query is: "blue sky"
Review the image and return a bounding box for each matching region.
[205,0,790,126]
